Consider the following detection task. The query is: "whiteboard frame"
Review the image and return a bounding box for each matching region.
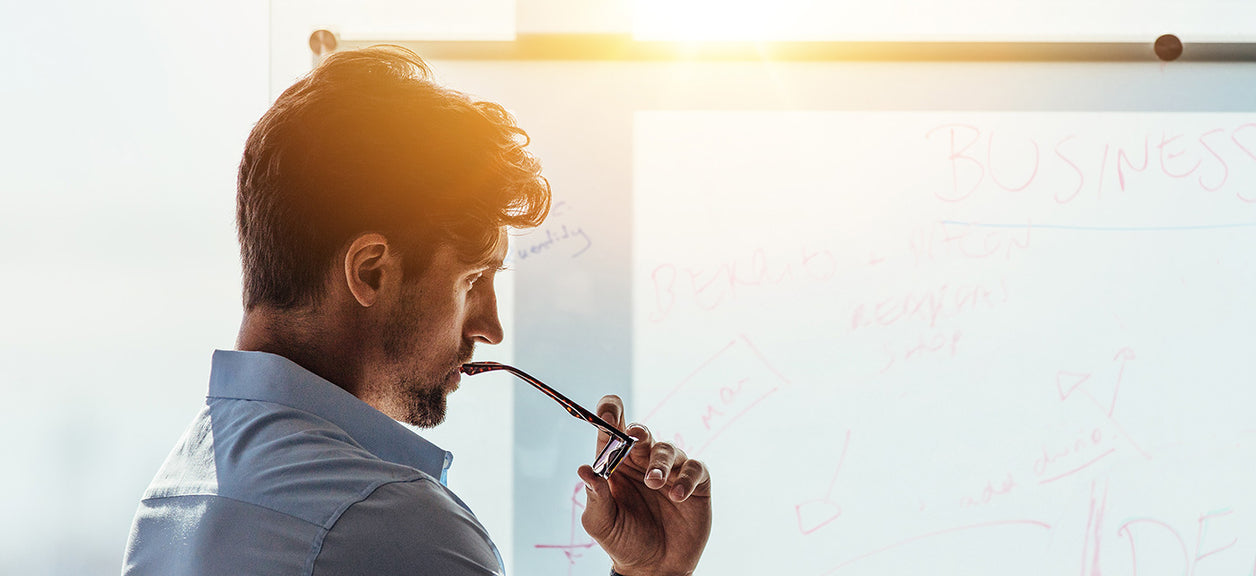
[332,33,1256,62]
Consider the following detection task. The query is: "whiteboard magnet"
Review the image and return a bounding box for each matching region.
[309,29,338,58]
[1154,34,1183,61]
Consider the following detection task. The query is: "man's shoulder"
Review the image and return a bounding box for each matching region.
[313,480,503,575]
[124,397,482,576]
[142,396,438,529]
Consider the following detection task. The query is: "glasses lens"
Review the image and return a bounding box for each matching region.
[591,435,634,478]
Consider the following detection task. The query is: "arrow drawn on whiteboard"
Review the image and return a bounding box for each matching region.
[1059,349,1135,417]
[794,429,852,535]
[1109,348,1136,417]
[1056,371,1092,401]
[1057,348,1150,459]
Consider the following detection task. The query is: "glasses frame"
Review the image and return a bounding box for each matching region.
[461,361,637,478]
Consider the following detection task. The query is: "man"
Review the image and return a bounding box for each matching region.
[122,45,711,575]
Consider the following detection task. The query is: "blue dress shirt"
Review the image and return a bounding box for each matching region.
[122,350,504,575]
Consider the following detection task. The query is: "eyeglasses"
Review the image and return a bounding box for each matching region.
[460,361,637,478]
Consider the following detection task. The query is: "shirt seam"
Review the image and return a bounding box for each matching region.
[304,476,442,576]
[139,491,326,529]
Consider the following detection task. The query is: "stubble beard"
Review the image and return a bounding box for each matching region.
[382,308,477,428]
[402,385,449,429]
[405,339,476,427]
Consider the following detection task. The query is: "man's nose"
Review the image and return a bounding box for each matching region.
[467,294,503,345]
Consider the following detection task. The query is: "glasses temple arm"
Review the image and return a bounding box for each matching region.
[463,363,634,441]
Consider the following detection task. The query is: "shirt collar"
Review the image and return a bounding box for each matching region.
[207,349,453,482]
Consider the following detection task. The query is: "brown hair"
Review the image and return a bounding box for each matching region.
[236,45,550,310]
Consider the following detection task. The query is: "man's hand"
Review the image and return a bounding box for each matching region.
[576,395,712,576]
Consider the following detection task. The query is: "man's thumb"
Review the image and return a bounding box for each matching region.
[577,465,615,539]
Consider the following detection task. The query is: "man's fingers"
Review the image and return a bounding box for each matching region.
[577,464,611,497]
[594,395,625,429]
[625,422,653,444]
[643,441,679,489]
[593,395,626,457]
[667,458,711,502]
[624,423,655,465]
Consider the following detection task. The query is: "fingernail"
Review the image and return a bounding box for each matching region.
[671,486,685,501]
[647,468,663,482]
[583,480,597,495]
[600,412,615,423]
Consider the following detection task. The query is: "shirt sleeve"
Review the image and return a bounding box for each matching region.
[312,479,504,576]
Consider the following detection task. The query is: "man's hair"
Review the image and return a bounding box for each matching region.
[236,45,550,310]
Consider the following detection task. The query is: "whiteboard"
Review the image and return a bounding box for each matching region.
[633,111,1256,575]
[402,60,1256,576]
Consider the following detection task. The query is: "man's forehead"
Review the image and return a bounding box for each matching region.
[460,228,509,270]
[487,228,509,266]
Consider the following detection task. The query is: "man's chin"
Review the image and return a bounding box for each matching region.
[407,407,446,429]
[403,387,449,428]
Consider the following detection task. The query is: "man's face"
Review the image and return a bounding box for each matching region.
[377,235,506,427]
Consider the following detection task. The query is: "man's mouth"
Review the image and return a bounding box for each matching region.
[456,340,476,366]
[446,340,476,392]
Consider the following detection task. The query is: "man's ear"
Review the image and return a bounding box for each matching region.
[343,233,397,308]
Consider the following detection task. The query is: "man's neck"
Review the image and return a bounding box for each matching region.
[236,308,361,394]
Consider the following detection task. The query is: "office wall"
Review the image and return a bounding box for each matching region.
[0,2,266,573]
